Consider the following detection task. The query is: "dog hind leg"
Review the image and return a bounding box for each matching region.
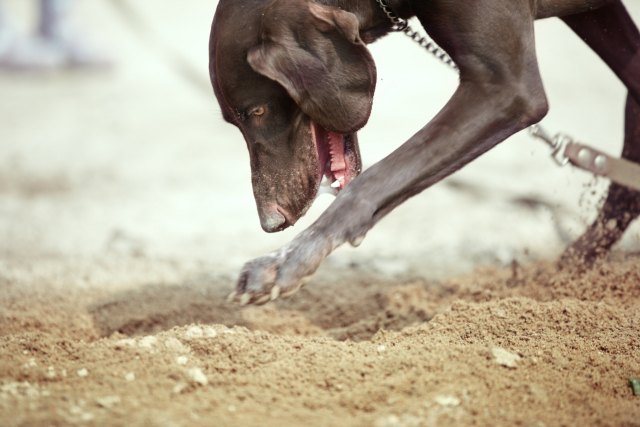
[559,0,640,265]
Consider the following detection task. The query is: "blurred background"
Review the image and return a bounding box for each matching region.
[0,0,639,282]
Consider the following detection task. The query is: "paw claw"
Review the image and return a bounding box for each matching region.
[280,285,301,299]
[239,293,251,306]
[300,275,312,288]
[254,294,271,306]
[350,234,365,247]
[270,285,281,301]
[227,291,237,303]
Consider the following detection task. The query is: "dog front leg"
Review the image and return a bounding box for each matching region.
[231,0,548,305]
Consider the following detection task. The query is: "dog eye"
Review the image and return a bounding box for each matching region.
[252,106,265,116]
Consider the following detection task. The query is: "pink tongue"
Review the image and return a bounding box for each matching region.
[327,132,346,188]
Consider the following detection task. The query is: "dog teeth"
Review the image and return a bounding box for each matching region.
[330,181,340,188]
[320,176,334,187]
[316,186,338,198]
[270,285,281,300]
[316,176,339,199]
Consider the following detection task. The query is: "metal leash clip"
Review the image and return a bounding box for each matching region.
[528,124,570,166]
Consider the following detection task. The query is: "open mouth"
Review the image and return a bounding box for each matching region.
[311,121,362,198]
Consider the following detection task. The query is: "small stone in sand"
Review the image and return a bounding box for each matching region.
[80,413,95,422]
[164,337,189,353]
[77,368,89,378]
[137,336,158,348]
[492,347,521,368]
[124,372,135,381]
[185,326,204,340]
[172,382,189,394]
[435,395,461,407]
[96,396,121,409]
[188,368,208,386]
[177,356,188,365]
[114,339,136,349]
[202,326,217,338]
[46,366,56,379]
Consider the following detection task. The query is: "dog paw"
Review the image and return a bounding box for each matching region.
[228,234,329,305]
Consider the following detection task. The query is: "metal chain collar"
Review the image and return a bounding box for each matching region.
[375,0,458,71]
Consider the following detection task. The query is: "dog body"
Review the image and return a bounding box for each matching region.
[210,0,640,305]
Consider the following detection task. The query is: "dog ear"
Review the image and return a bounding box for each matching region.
[247,3,376,134]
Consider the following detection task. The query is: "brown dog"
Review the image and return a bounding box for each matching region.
[209,0,640,305]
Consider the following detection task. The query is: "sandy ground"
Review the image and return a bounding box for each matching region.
[2,256,640,426]
[1,0,640,425]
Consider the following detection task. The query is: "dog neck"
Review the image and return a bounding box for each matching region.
[313,0,413,32]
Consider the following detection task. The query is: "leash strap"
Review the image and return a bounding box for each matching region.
[565,142,640,192]
[529,125,640,191]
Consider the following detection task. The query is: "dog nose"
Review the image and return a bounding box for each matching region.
[259,204,287,232]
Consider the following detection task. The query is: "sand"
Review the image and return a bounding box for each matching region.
[1,255,639,427]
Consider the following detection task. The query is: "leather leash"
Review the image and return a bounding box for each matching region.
[529,125,640,191]
[376,0,640,192]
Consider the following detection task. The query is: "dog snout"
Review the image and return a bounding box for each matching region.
[259,204,290,232]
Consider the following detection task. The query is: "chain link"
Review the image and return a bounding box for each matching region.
[375,0,458,71]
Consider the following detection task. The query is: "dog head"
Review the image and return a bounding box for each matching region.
[210,0,376,232]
